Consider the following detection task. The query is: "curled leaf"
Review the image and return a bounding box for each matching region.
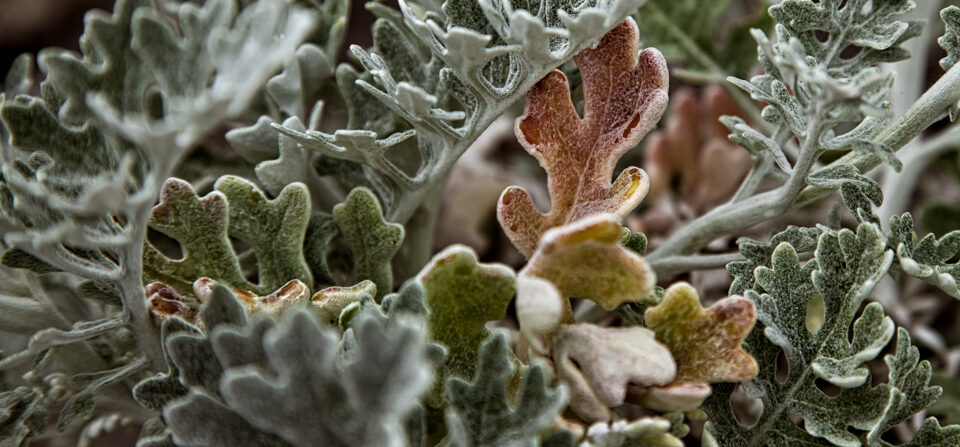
[553,323,675,422]
[309,280,378,325]
[522,214,656,311]
[193,277,310,317]
[147,282,200,326]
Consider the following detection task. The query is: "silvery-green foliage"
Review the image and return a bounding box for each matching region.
[727,225,820,295]
[444,332,567,447]
[272,0,652,222]
[225,0,349,205]
[722,0,920,220]
[0,0,314,378]
[135,283,434,447]
[706,223,949,446]
[938,5,960,121]
[0,386,46,446]
[0,266,151,443]
[887,213,960,299]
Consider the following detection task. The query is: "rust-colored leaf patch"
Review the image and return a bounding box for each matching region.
[497,18,669,257]
[644,282,758,383]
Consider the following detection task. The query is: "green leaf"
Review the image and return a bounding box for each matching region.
[620,228,648,255]
[887,213,960,299]
[144,176,313,297]
[727,225,820,295]
[445,332,567,447]
[332,187,404,299]
[939,5,960,121]
[416,246,516,392]
[807,164,883,223]
[707,223,952,446]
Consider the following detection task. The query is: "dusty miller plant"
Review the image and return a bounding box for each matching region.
[1,0,960,446]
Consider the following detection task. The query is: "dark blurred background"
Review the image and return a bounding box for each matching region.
[0,0,114,75]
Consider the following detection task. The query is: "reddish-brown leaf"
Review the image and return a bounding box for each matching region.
[497,18,669,257]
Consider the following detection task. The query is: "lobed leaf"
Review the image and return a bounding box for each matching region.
[144,177,312,297]
[727,225,820,295]
[522,215,656,312]
[553,323,674,422]
[414,246,516,401]
[706,223,954,446]
[939,5,960,121]
[445,332,567,447]
[644,282,757,384]
[332,187,403,300]
[887,213,960,299]
[137,283,433,446]
[497,18,667,257]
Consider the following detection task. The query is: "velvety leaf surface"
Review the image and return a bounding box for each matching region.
[940,5,960,120]
[445,332,567,447]
[310,280,377,325]
[706,224,950,446]
[332,187,403,299]
[553,324,675,422]
[522,215,656,310]
[580,418,684,447]
[497,18,668,257]
[415,246,516,396]
[144,176,312,297]
[727,226,820,295]
[644,282,757,384]
[137,283,432,447]
[220,309,432,447]
[887,213,960,299]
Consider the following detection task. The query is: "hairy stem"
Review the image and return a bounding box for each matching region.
[648,63,960,269]
[877,125,960,228]
[119,212,164,371]
[649,252,745,279]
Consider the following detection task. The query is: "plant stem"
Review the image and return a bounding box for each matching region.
[119,212,165,371]
[650,252,745,279]
[876,125,960,227]
[648,63,960,268]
